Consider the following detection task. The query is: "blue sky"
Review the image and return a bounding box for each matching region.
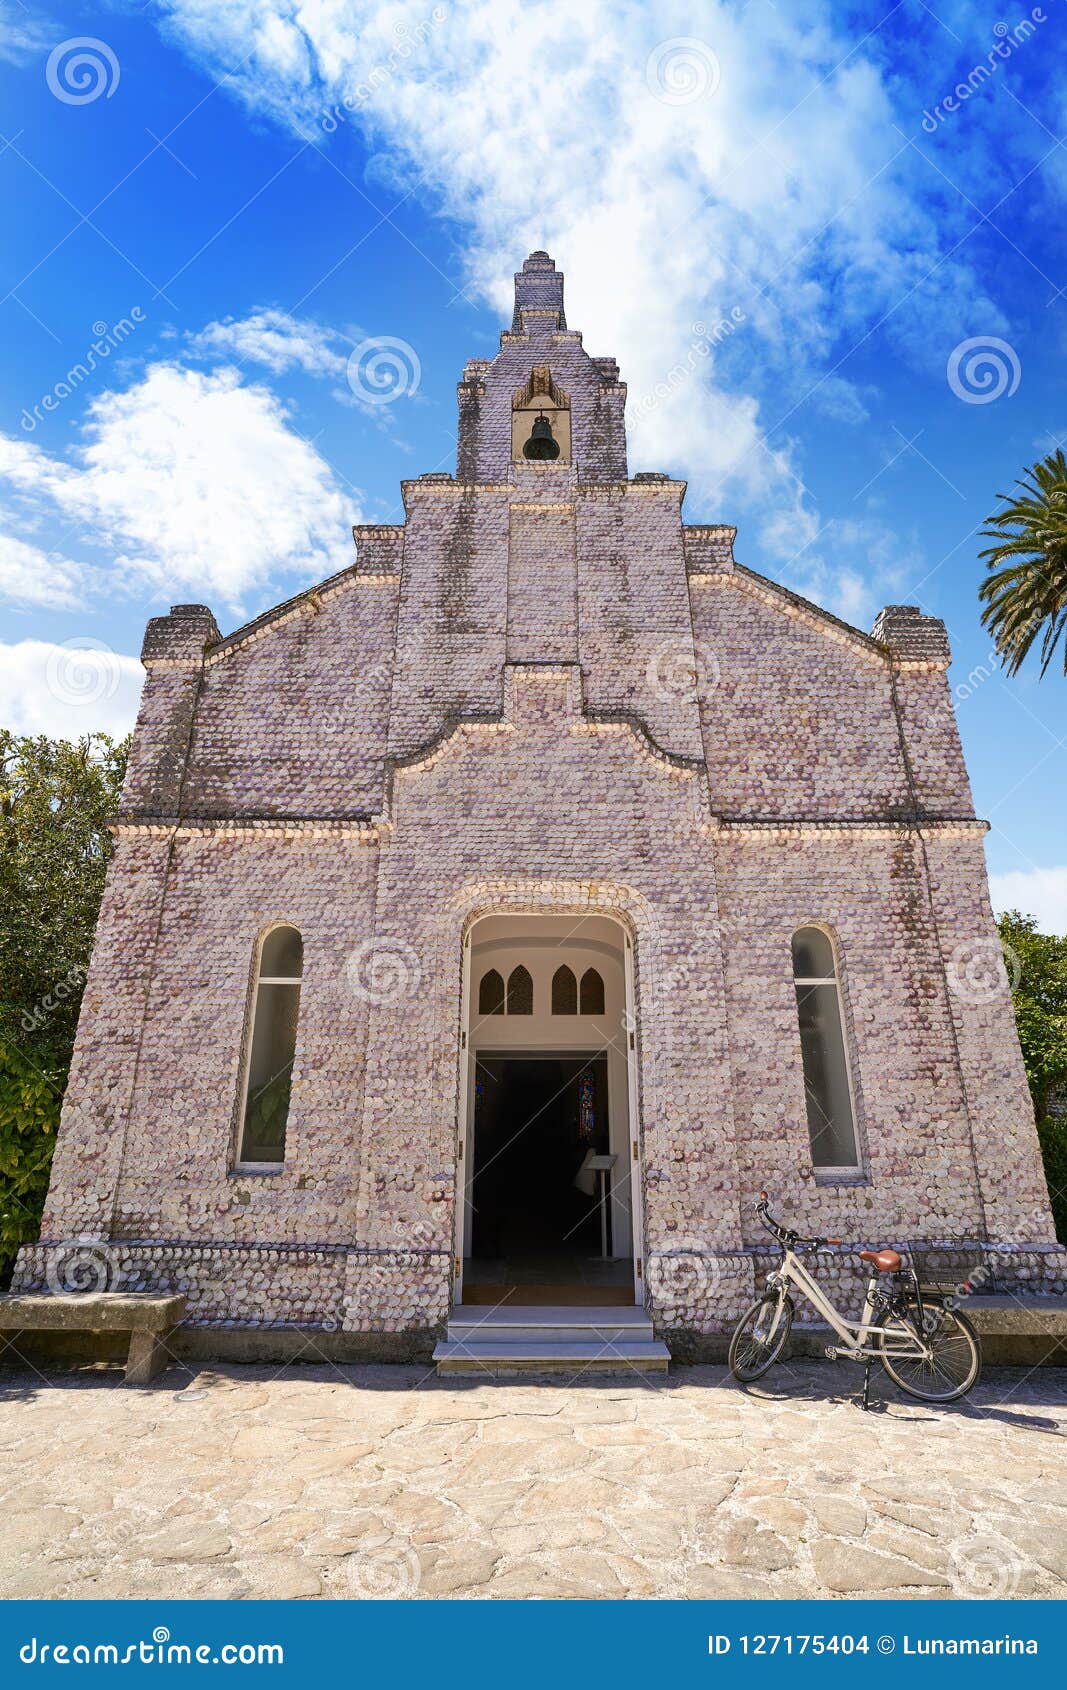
[1,0,1065,925]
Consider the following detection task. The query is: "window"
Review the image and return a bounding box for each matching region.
[238,925,302,1167]
[507,965,533,1015]
[552,965,577,1014]
[791,927,859,1172]
[579,967,605,1015]
[479,968,505,1016]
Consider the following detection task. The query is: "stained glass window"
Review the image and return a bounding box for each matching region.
[578,1070,596,1141]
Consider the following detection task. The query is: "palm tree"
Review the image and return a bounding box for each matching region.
[979,448,1067,677]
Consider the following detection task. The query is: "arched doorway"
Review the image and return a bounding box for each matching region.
[455,913,643,1306]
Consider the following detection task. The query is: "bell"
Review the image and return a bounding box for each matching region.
[523,412,560,460]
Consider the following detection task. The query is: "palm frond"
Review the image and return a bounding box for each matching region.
[979,449,1067,677]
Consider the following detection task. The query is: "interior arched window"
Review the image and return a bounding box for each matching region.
[507,965,533,1015]
[552,965,577,1015]
[238,925,302,1166]
[579,967,605,1015]
[478,968,505,1016]
[791,927,859,1171]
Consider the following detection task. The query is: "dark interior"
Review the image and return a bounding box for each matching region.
[469,1054,611,1274]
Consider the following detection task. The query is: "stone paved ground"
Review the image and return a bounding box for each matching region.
[0,1360,1064,1601]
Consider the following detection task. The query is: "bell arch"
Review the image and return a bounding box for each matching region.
[511,364,571,462]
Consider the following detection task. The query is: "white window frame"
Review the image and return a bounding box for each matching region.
[234,925,302,1176]
[792,927,863,1179]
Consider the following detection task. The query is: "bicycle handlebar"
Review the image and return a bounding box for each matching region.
[755,1193,841,1252]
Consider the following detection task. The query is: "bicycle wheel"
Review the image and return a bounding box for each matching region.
[728,1292,793,1382]
[875,1298,981,1402]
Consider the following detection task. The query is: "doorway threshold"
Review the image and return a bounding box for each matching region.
[460,1282,636,1307]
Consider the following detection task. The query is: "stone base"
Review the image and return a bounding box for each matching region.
[12,1236,1067,1341]
[0,1322,439,1372]
[172,1324,438,1367]
[12,1240,451,1334]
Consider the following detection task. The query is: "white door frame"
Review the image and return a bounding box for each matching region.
[453,910,645,1307]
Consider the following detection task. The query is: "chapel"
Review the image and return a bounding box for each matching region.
[18,253,1063,1365]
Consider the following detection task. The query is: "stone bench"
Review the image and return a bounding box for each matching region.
[0,1292,186,1384]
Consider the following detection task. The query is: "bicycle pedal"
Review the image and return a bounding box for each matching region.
[824,1345,840,1360]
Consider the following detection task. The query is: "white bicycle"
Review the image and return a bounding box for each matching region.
[728,1194,981,1405]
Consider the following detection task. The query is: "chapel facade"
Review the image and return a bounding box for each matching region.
[17,253,1065,1353]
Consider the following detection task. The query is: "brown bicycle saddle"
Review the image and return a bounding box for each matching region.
[858,1247,903,1272]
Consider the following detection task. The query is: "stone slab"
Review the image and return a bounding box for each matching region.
[0,1293,186,1332]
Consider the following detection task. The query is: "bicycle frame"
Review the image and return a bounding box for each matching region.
[767,1248,931,1362]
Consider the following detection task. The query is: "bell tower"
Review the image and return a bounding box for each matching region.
[456,252,628,483]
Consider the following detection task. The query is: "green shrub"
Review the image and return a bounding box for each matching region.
[1036,1116,1067,1245]
[999,910,1067,1243]
[0,730,126,1285]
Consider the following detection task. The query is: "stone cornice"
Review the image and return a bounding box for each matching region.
[112,810,986,842]
[711,816,987,839]
[112,815,380,841]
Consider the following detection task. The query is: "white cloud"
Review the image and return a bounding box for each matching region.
[147,0,1004,614]
[0,0,50,64]
[777,515,914,627]
[0,639,144,741]
[0,532,90,610]
[0,363,356,613]
[989,868,1067,936]
[189,308,349,379]
[189,309,423,443]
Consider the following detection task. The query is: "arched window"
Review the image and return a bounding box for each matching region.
[552,965,577,1015]
[507,965,533,1015]
[791,927,859,1171]
[238,925,302,1167]
[478,968,505,1016]
[580,967,605,1015]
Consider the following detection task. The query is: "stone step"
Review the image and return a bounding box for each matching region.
[447,1304,655,1347]
[433,1338,670,1375]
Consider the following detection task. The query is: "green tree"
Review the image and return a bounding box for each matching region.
[998,910,1067,1242]
[979,449,1067,677]
[0,731,127,1283]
